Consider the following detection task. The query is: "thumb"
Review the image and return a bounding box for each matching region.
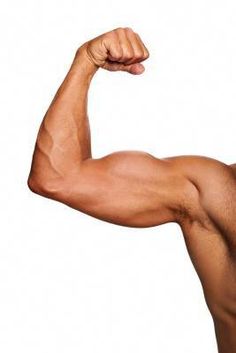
[102,61,145,74]
[124,63,145,75]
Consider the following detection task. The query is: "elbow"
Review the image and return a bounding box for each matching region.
[27,175,44,195]
[27,174,50,197]
[27,174,66,200]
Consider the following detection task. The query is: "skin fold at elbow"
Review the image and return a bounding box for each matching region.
[27,173,67,201]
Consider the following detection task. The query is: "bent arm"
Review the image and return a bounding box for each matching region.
[27,39,235,230]
[28,44,193,227]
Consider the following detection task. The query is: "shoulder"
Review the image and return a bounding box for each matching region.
[165,155,236,195]
[166,155,236,237]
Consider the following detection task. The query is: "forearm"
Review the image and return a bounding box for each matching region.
[28,28,150,197]
[28,45,98,192]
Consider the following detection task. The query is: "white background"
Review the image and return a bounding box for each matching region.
[1,0,236,352]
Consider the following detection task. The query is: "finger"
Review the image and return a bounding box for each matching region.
[102,31,123,62]
[113,28,135,63]
[134,32,150,58]
[125,28,150,65]
[125,29,144,64]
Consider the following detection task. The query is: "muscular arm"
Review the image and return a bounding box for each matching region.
[27,27,234,231]
[28,28,236,353]
[28,28,194,227]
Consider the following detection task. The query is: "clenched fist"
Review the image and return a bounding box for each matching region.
[78,27,150,75]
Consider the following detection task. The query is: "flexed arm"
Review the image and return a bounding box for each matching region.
[28,28,236,352]
[28,27,193,227]
[27,27,233,230]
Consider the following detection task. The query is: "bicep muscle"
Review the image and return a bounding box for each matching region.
[59,151,188,227]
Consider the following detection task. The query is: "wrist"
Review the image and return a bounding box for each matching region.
[73,43,99,77]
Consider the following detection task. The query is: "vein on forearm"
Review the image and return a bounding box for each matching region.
[31,57,96,182]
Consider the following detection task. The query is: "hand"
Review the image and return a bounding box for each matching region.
[78,27,150,75]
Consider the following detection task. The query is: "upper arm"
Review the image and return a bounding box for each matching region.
[29,149,236,231]
[54,150,192,227]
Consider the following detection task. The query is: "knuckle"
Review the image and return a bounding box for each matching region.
[114,27,124,32]
[107,31,117,42]
[111,28,121,38]
[124,27,134,32]
[108,33,121,49]
[144,49,150,59]
[110,30,118,37]
[135,50,144,59]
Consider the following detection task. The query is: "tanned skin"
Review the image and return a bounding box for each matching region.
[28,27,236,353]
